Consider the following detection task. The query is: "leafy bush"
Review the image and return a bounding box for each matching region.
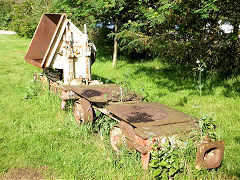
[12,0,53,38]
[0,0,15,30]
[12,1,37,38]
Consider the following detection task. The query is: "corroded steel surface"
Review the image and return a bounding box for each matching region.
[106,102,196,127]
[134,121,196,139]
[25,14,63,68]
[64,84,142,103]
[196,141,225,169]
[73,98,93,124]
[111,122,153,170]
[195,134,225,170]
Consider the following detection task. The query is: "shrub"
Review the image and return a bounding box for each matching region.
[0,0,15,30]
[12,0,53,38]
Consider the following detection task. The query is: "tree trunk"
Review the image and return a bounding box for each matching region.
[112,22,118,67]
[232,21,239,67]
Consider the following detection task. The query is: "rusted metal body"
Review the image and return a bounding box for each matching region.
[59,84,224,170]
[25,13,225,172]
[25,14,96,85]
[195,134,225,169]
[63,84,142,103]
[74,98,94,124]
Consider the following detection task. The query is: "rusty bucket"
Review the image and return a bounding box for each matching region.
[25,14,65,68]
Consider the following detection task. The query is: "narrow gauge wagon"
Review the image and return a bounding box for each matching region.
[25,14,225,170]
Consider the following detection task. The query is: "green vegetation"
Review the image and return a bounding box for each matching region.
[1,0,239,72]
[0,35,239,179]
[0,0,14,30]
[0,35,150,179]
[11,0,53,38]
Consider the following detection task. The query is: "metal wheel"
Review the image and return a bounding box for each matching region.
[73,98,93,125]
[110,126,128,152]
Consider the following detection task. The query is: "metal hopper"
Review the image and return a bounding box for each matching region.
[25,14,96,85]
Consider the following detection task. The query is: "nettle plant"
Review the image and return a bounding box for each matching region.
[93,110,117,137]
[195,59,217,140]
[149,140,183,179]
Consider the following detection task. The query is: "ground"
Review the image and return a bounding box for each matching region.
[0,30,16,35]
[1,167,46,180]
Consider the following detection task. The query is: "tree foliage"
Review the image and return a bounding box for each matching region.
[1,0,239,74]
[0,0,15,30]
[114,0,239,74]
[11,0,53,38]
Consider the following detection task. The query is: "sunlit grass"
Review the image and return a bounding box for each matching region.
[92,54,240,179]
[0,34,239,179]
[0,35,150,179]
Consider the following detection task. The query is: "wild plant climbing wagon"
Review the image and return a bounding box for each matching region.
[24,13,225,170]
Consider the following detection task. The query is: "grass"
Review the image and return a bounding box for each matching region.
[0,34,239,179]
[0,35,150,179]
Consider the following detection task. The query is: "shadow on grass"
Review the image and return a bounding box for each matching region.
[131,64,197,95]
[234,136,240,144]
[129,62,240,98]
[94,54,240,98]
[91,74,114,84]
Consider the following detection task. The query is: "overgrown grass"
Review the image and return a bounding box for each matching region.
[0,35,150,179]
[0,35,239,179]
[92,54,240,179]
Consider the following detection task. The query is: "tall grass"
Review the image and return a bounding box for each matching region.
[0,35,151,179]
[0,35,239,179]
[92,54,240,179]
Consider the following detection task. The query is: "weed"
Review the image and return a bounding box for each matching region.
[93,110,117,137]
[194,59,206,114]
[115,72,131,102]
[149,140,184,179]
[197,114,217,140]
[194,60,217,141]
[24,80,42,99]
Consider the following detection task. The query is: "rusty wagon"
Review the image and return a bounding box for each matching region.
[25,13,225,170]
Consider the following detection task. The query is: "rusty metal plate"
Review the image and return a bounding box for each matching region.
[134,121,197,139]
[25,14,63,68]
[106,102,197,127]
[64,84,142,103]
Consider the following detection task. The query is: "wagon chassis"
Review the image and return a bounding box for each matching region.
[44,77,224,170]
[25,13,225,171]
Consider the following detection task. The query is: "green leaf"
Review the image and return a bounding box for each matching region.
[158,4,171,11]
[161,172,168,179]
[95,110,101,117]
[159,160,169,167]
[119,7,124,11]
[169,168,176,176]
[172,160,179,169]
[152,168,162,177]
[149,161,159,168]
[172,150,179,155]
[197,85,203,90]
[104,94,108,101]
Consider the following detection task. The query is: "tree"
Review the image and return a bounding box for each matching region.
[54,0,239,74]
[54,0,132,67]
